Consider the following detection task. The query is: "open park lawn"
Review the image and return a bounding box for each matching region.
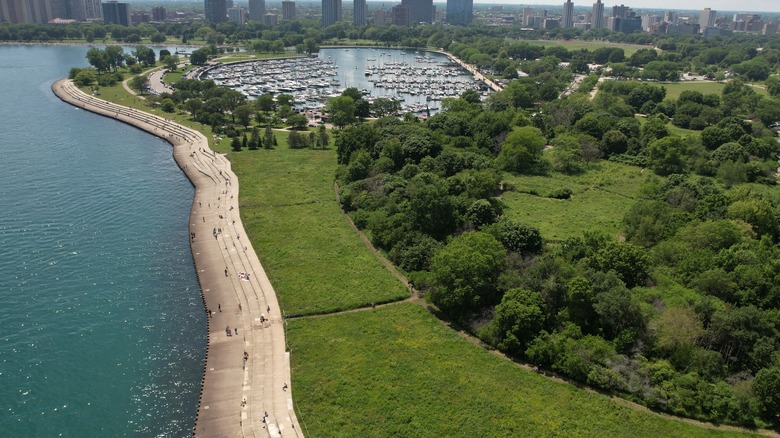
[521,39,653,57]
[288,303,750,438]
[231,145,408,316]
[501,161,647,241]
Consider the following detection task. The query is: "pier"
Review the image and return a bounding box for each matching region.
[52,79,302,437]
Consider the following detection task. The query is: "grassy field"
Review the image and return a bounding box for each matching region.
[230,145,409,316]
[661,82,726,99]
[519,39,654,57]
[661,81,767,99]
[501,161,647,241]
[85,69,758,436]
[289,303,751,438]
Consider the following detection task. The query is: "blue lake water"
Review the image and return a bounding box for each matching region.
[0,45,205,436]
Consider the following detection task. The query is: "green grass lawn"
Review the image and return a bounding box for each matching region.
[289,303,751,438]
[661,81,767,99]
[519,39,654,57]
[661,82,726,99]
[230,145,409,316]
[501,161,647,241]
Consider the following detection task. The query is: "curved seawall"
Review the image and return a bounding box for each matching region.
[52,79,302,437]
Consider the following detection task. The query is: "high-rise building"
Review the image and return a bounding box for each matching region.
[401,0,432,24]
[353,0,366,25]
[699,8,716,30]
[102,1,129,25]
[322,0,341,26]
[612,4,629,19]
[228,6,247,25]
[522,7,533,26]
[204,0,227,23]
[282,0,295,20]
[248,0,265,21]
[591,0,603,29]
[0,0,57,24]
[663,11,677,25]
[152,6,166,21]
[391,4,410,26]
[562,0,574,28]
[263,12,277,26]
[446,0,472,26]
[83,0,102,20]
[374,8,387,26]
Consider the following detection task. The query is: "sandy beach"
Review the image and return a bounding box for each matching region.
[52,79,302,437]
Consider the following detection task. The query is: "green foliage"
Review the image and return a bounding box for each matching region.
[496,126,546,174]
[429,232,507,317]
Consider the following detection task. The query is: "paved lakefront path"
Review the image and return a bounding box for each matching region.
[52,79,302,437]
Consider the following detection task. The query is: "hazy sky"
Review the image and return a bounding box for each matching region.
[491,0,780,13]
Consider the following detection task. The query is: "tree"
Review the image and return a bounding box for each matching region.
[255,94,276,113]
[74,68,97,86]
[231,136,242,152]
[104,45,124,71]
[371,98,401,118]
[150,32,166,43]
[647,136,687,176]
[317,125,330,149]
[133,45,155,67]
[287,113,308,130]
[753,367,780,425]
[264,124,274,149]
[485,218,543,254]
[163,54,180,71]
[325,95,356,128]
[496,126,546,174]
[488,288,545,354]
[190,47,209,65]
[130,75,149,93]
[429,231,507,317]
[86,47,108,73]
[234,104,254,127]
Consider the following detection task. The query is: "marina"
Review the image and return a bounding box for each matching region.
[202,47,492,116]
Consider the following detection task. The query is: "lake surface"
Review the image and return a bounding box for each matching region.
[0,45,205,436]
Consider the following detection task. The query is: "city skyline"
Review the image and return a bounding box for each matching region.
[124,0,777,12]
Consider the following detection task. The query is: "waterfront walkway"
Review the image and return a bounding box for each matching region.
[52,79,302,437]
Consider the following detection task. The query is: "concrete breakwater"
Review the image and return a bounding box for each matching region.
[52,79,302,437]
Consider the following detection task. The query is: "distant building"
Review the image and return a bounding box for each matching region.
[562,0,574,28]
[666,23,699,35]
[699,8,716,32]
[102,1,130,26]
[322,0,341,26]
[204,0,227,23]
[374,8,387,26]
[353,0,366,26]
[591,0,604,29]
[248,0,264,21]
[152,6,166,21]
[612,4,629,19]
[401,0,432,24]
[0,0,61,24]
[263,12,277,26]
[228,6,247,25]
[446,0,473,26]
[613,16,641,33]
[131,11,150,25]
[282,1,295,20]
[391,4,410,26]
[83,0,102,20]
[522,7,533,26]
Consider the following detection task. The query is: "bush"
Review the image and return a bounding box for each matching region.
[548,187,573,199]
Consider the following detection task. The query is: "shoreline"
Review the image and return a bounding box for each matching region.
[51,79,302,437]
